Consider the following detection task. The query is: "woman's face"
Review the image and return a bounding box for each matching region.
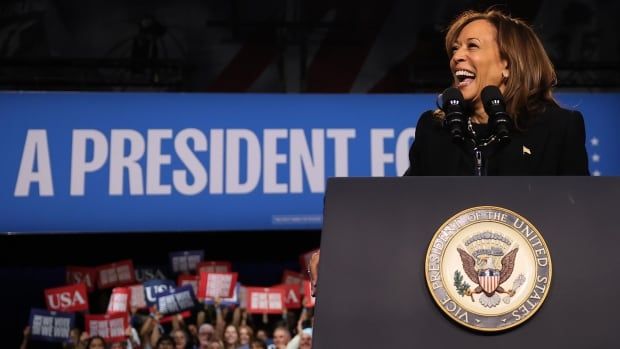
[173,330,187,349]
[450,19,508,109]
[88,338,106,349]
[208,342,223,349]
[110,343,125,349]
[256,330,268,341]
[239,327,251,344]
[224,325,238,344]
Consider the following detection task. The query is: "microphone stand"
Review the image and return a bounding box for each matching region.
[467,119,493,176]
[474,143,488,177]
[473,147,485,176]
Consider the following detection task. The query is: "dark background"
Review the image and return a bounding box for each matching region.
[1,0,619,346]
[1,0,618,92]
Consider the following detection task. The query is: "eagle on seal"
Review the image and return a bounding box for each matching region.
[457,247,519,306]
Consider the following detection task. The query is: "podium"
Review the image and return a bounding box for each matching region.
[313,177,620,348]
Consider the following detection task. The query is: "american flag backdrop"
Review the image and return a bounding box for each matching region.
[0,0,617,92]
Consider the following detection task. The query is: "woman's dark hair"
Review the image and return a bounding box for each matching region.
[156,334,175,348]
[86,335,107,348]
[250,339,268,349]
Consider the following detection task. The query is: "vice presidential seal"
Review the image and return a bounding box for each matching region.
[425,206,552,331]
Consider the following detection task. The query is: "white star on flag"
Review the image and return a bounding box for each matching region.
[592,154,600,163]
[593,170,601,176]
[590,137,599,146]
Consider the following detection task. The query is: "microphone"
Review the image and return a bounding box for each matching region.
[440,87,466,142]
[481,86,511,141]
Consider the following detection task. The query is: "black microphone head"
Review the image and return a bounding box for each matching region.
[441,87,465,113]
[440,87,466,142]
[481,85,505,113]
[481,85,511,140]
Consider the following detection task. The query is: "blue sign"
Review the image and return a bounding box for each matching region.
[169,250,204,273]
[28,308,75,343]
[143,279,176,307]
[155,285,197,315]
[1,92,618,233]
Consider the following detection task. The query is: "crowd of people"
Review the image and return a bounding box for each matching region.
[20,281,314,349]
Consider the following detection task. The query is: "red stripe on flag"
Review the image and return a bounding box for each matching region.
[207,30,278,92]
[306,0,394,92]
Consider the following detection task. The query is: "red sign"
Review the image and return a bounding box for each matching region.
[44,284,89,313]
[197,261,232,274]
[177,274,199,296]
[281,270,304,288]
[66,266,98,292]
[274,284,301,309]
[239,286,248,309]
[246,287,285,314]
[85,313,128,343]
[302,281,315,308]
[97,260,135,289]
[158,310,191,324]
[107,287,131,314]
[198,272,238,299]
[128,284,147,310]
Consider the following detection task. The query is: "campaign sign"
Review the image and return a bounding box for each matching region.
[282,270,304,289]
[239,285,248,309]
[246,287,286,314]
[97,260,135,289]
[204,282,241,306]
[197,261,232,274]
[155,285,197,315]
[29,308,75,343]
[66,266,97,292]
[85,313,127,343]
[107,287,131,314]
[177,274,200,296]
[158,310,192,324]
[302,281,315,308]
[144,279,176,307]
[220,282,241,306]
[134,267,169,283]
[274,284,302,309]
[198,272,238,299]
[128,284,147,309]
[44,283,89,312]
[170,250,204,273]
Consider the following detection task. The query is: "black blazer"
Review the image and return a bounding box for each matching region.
[405,104,590,176]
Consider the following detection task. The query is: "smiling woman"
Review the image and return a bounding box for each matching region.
[404,9,590,176]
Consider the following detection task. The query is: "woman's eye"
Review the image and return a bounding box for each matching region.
[468,43,478,49]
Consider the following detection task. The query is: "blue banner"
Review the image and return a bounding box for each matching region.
[28,308,75,343]
[1,92,618,233]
